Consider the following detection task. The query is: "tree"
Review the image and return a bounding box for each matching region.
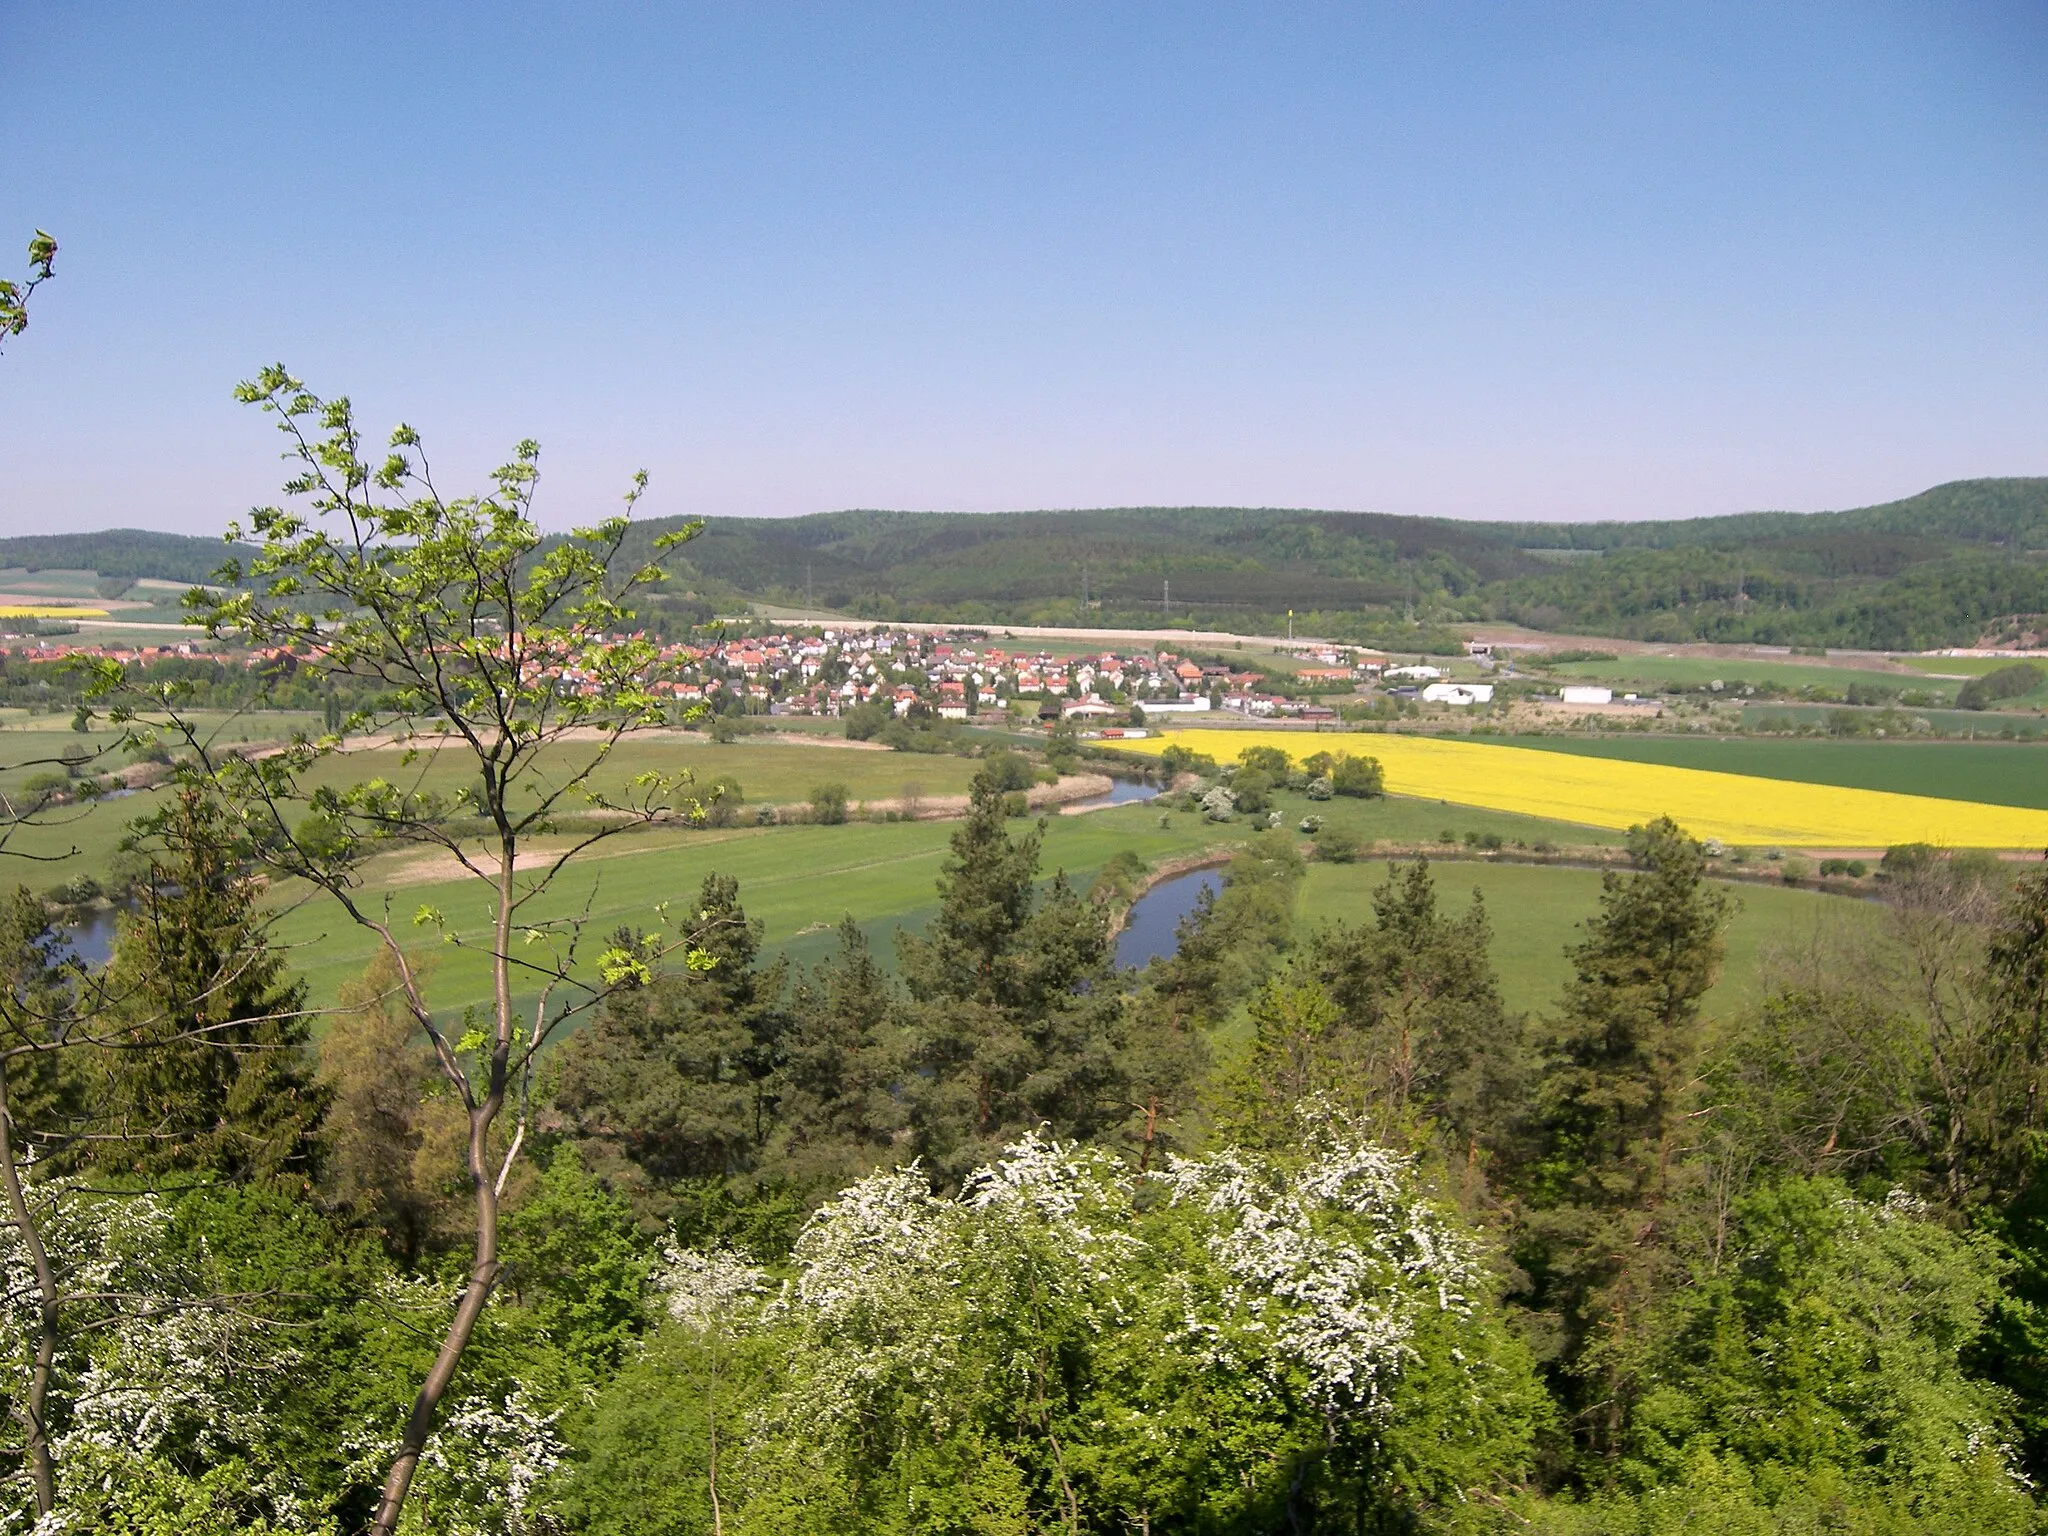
[90,788,327,1186]
[0,231,56,356]
[898,773,1125,1176]
[100,367,718,1533]
[765,917,902,1186]
[1305,858,1525,1166]
[319,950,462,1266]
[551,876,785,1222]
[808,782,849,824]
[1523,816,1732,1454]
[1330,753,1385,797]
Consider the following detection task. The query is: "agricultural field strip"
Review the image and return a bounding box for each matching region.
[1499,737,2048,811]
[1123,729,2048,847]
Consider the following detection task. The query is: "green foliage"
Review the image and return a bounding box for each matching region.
[807,781,849,824]
[91,788,327,1184]
[1330,752,1385,797]
[0,229,56,355]
[1959,661,2045,710]
[1227,766,1274,813]
[621,1130,1545,1534]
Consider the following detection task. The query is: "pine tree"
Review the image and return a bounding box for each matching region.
[551,874,786,1217]
[898,772,1126,1176]
[1310,857,1524,1153]
[1521,816,1732,1456]
[91,789,326,1185]
[764,917,902,1185]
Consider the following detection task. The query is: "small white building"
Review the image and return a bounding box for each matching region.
[1385,664,1443,681]
[1422,682,1494,706]
[1560,685,1613,705]
[1135,698,1214,715]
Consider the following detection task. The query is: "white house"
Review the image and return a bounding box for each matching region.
[1560,685,1613,705]
[1385,664,1444,681]
[1421,682,1494,706]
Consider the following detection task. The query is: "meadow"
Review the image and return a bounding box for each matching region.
[285,732,985,813]
[1543,653,1939,694]
[1123,727,2048,847]
[1501,735,2048,810]
[262,799,1244,1015]
[1296,858,1888,1019]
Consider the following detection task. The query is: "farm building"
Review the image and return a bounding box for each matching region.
[1421,682,1495,705]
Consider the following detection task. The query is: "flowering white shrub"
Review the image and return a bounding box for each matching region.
[0,1184,307,1533]
[404,1390,565,1536]
[1159,1132,1482,1417]
[656,1123,1497,1492]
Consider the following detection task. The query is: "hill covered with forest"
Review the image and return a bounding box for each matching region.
[14,477,2048,650]
[637,477,2048,650]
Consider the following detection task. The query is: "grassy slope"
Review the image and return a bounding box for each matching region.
[1545,655,1951,695]
[1500,736,2048,811]
[263,801,1252,1016]
[288,736,985,812]
[1298,859,1888,1019]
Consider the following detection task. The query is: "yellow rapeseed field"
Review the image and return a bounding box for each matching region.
[0,605,109,619]
[1124,728,2048,849]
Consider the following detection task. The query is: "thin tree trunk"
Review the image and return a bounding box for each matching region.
[0,1055,59,1516]
[369,843,516,1535]
[369,1105,503,1534]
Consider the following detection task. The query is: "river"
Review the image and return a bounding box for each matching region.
[1066,779,1162,813]
[1114,866,1222,970]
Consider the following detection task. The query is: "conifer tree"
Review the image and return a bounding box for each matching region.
[898,772,1125,1175]
[92,788,326,1185]
[765,917,902,1184]
[551,875,785,1215]
[1521,816,1731,1455]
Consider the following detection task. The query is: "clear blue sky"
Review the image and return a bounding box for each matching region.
[2,3,2043,535]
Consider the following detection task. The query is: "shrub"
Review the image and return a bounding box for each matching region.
[1957,662,2043,710]
[843,699,893,739]
[1002,790,1031,818]
[981,749,1036,793]
[1329,754,1385,798]
[1237,745,1291,777]
[1304,776,1334,801]
[21,771,69,801]
[1315,829,1361,863]
[1230,770,1274,814]
[809,783,849,825]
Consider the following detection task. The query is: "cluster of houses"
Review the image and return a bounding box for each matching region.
[625,629,1392,723]
[17,628,1599,720]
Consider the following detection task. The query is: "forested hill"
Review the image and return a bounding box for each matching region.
[628,476,2048,650]
[0,528,243,585]
[15,478,2048,649]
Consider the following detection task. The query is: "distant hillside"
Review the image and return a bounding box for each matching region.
[629,477,2048,650]
[19,479,2048,650]
[0,529,241,586]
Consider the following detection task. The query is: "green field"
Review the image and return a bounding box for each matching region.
[1737,701,2045,737]
[262,800,1252,1016]
[258,770,1639,1022]
[1298,859,1889,1020]
[1502,735,2048,810]
[1898,654,2048,677]
[1544,653,1946,697]
[289,734,985,813]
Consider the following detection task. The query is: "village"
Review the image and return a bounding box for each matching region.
[0,627,1490,723]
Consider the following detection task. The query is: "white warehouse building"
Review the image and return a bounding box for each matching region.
[1421,682,1494,705]
[1559,685,1614,705]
